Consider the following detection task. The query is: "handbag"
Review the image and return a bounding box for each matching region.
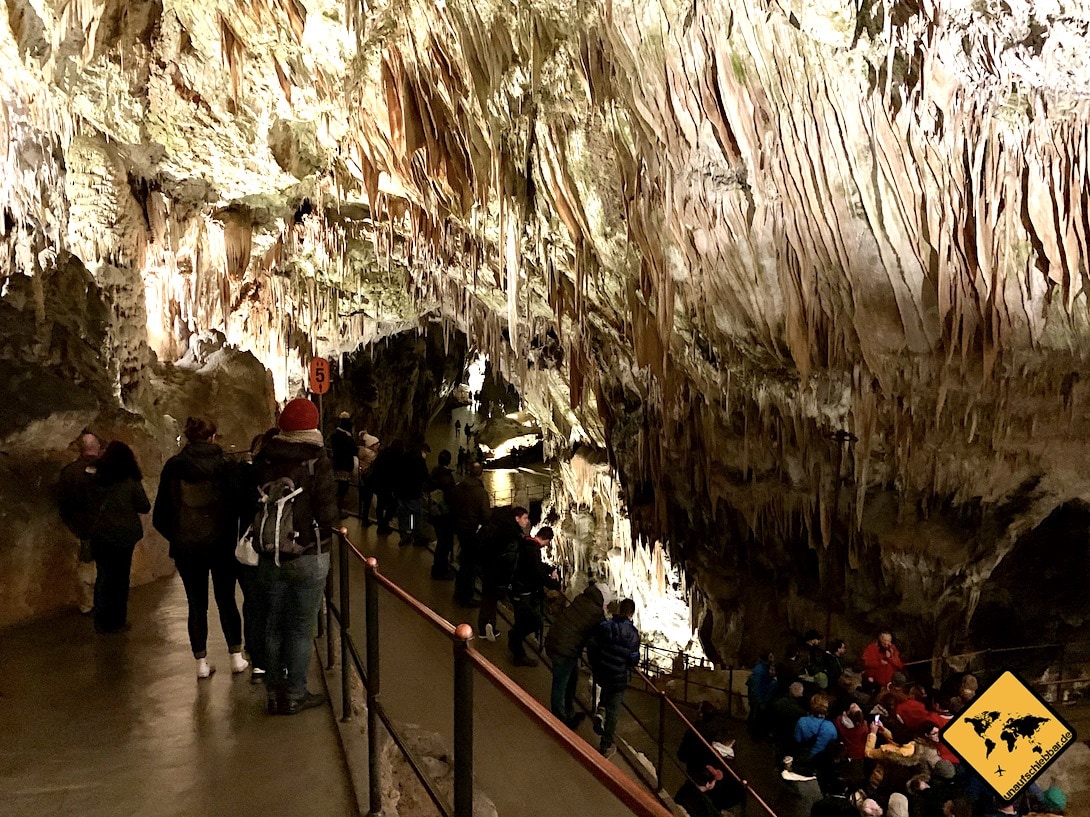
[235,524,259,566]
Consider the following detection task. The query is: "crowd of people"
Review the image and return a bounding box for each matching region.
[742,631,1070,817]
[58,399,339,714]
[58,406,1072,810]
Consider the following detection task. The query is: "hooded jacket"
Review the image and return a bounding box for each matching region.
[588,614,640,688]
[153,442,236,556]
[545,583,606,660]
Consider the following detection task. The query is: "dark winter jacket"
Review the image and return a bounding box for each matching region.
[153,442,237,557]
[450,475,491,531]
[58,455,98,538]
[428,465,456,519]
[393,450,429,500]
[588,615,640,688]
[88,477,150,549]
[252,436,338,554]
[545,583,605,660]
[510,536,561,597]
[330,427,357,472]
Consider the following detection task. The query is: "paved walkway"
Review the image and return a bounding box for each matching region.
[1,576,355,817]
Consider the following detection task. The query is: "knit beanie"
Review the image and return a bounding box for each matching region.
[279,398,319,432]
[1039,787,1067,813]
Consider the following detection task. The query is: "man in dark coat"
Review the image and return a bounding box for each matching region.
[58,431,102,614]
[544,581,607,726]
[429,449,457,579]
[370,440,403,534]
[588,597,641,758]
[507,526,560,667]
[450,462,490,607]
[477,506,528,639]
[252,398,338,715]
[394,443,430,546]
[769,681,808,762]
[328,412,356,515]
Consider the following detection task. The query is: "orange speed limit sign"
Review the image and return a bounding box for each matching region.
[308,357,331,395]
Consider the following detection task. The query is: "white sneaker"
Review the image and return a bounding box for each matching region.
[197,659,216,679]
[484,624,501,642]
[230,653,250,674]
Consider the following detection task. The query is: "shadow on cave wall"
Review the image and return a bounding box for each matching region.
[969,500,1090,652]
[325,322,468,444]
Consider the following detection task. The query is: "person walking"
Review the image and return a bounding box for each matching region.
[58,430,102,614]
[252,398,338,714]
[451,462,490,607]
[477,506,528,640]
[588,597,641,759]
[371,439,403,534]
[153,417,247,679]
[87,442,150,634]
[356,431,380,525]
[394,442,430,545]
[428,450,457,579]
[545,580,607,727]
[507,525,560,667]
[329,412,356,516]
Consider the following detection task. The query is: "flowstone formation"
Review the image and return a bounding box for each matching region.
[3,0,1090,668]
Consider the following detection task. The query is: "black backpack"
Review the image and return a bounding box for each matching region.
[175,478,222,546]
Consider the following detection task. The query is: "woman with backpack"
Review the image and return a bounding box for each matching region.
[153,417,247,679]
[88,441,150,634]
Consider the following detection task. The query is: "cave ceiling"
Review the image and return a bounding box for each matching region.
[4,0,1090,636]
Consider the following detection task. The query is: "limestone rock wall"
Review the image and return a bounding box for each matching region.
[3,0,1090,658]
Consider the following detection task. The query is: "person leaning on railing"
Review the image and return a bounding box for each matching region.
[544,580,609,727]
[588,597,641,759]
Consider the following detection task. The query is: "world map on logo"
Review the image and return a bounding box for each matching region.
[964,710,1052,757]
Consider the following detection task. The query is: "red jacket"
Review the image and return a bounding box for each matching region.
[835,714,870,760]
[862,641,904,686]
[896,698,931,734]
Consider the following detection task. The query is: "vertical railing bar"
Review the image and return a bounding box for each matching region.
[453,625,474,817]
[325,561,334,669]
[339,529,351,722]
[656,692,666,792]
[365,557,382,817]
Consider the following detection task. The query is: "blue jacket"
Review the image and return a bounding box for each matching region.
[589,615,640,688]
[793,716,838,758]
[747,659,776,705]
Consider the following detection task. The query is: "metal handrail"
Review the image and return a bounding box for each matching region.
[532,586,782,817]
[325,528,674,817]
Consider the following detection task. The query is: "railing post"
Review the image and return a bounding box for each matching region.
[339,530,351,722]
[325,546,334,669]
[656,692,666,792]
[453,624,475,817]
[365,557,382,817]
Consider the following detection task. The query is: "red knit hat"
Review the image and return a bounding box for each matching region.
[279,398,319,432]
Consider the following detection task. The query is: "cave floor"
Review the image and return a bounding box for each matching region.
[0,577,355,817]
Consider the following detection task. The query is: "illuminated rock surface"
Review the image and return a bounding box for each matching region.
[3,0,1090,668]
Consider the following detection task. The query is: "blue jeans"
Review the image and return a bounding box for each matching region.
[597,683,627,752]
[550,655,580,721]
[259,550,329,700]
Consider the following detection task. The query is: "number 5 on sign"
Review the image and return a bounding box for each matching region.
[308,357,331,395]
